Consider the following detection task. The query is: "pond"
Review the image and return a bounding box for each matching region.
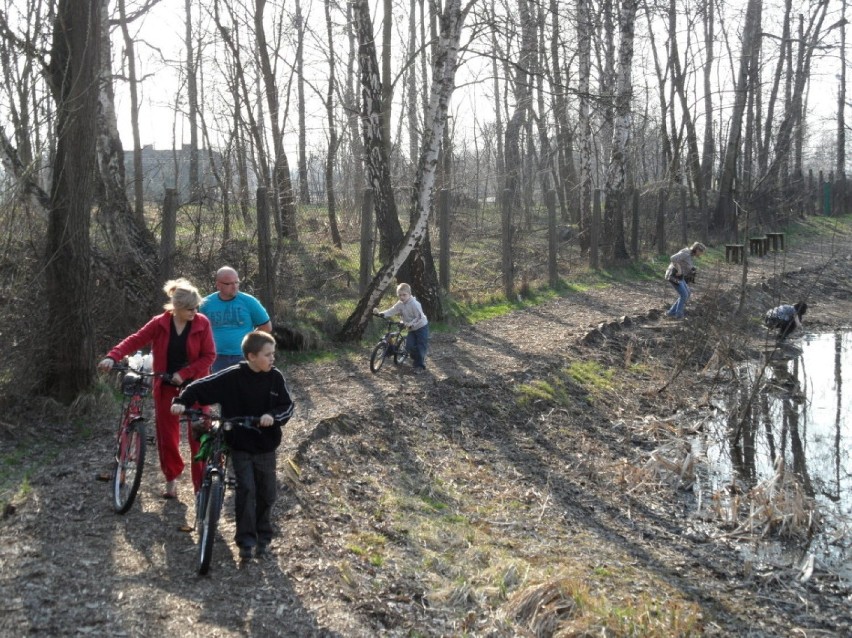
[700,331,851,582]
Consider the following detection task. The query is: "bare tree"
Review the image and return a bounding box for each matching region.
[323,0,341,247]
[43,0,101,401]
[338,0,466,341]
[184,0,199,198]
[714,0,762,235]
[576,0,593,253]
[601,0,638,264]
[94,0,159,320]
[296,0,310,204]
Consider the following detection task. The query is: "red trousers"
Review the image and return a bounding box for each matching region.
[153,382,203,492]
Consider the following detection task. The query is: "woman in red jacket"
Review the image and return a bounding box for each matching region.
[98,278,216,498]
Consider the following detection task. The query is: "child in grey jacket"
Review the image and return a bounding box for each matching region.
[374,283,430,373]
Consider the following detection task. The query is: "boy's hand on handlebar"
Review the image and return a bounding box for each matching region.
[259,414,274,427]
[171,403,186,415]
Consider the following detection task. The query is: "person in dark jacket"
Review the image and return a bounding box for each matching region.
[764,302,808,340]
[171,331,294,560]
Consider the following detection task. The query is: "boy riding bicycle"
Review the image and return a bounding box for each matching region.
[171,331,294,561]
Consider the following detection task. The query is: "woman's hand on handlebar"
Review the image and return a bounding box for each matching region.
[98,358,115,372]
[170,372,184,386]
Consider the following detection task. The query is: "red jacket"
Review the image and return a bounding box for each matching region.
[107,312,216,383]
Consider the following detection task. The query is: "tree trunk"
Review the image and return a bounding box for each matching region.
[576,0,593,252]
[601,0,638,265]
[352,0,407,269]
[95,0,160,322]
[700,0,715,193]
[254,0,299,240]
[296,0,310,204]
[324,0,342,248]
[183,0,199,199]
[714,0,762,234]
[116,0,146,220]
[338,0,464,341]
[43,0,101,402]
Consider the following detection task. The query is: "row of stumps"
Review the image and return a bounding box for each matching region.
[725,232,785,263]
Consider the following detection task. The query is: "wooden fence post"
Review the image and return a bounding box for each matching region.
[439,188,450,292]
[160,188,177,283]
[631,188,640,259]
[501,188,514,299]
[256,187,276,323]
[546,189,558,287]
[358,188,374,294]
[590,189,601,270]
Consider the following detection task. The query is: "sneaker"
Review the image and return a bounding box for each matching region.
[255,543,269,558]
[239,545,253,561]
[162,480,177,499]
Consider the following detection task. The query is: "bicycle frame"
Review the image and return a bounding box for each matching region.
[184,411,260,574]
[109,364,165,514]
[370,319,409,373]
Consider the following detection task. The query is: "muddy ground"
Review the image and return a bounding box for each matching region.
[1,225,851,636]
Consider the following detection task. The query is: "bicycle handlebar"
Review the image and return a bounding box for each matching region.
[179,408,262,431]
[110,363,172,381]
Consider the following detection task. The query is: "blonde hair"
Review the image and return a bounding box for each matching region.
[163,278,201,312]
[690,242,706,253]
[396,283,412,295]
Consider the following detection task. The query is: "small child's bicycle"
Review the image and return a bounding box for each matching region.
[370,318,409,373]
[180,409,261,575]
[107,363,171,514]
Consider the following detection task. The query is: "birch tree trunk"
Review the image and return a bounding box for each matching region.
[352,0,407,268]
[338,0,465,341]
[601,0,637,264]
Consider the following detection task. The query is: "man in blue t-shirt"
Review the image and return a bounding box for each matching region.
[201,266,272,372]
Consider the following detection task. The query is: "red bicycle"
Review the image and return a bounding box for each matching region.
[108,363,170,514]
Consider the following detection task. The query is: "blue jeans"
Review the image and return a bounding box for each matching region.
[231,449,277,549]
[212,354,243,373]
[667,279,690,318]
[406,325,430,369]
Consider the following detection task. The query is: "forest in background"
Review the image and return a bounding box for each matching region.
[0,0,850,403]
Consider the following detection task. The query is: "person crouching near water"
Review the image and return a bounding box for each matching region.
[373,283,430,374]
[764,301,808,340]
[664,242,706,319]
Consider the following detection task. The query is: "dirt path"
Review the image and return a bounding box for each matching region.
[1,227,851,636]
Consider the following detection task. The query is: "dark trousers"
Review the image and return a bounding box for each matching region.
[231,449,277,549]
[406,324,430,369]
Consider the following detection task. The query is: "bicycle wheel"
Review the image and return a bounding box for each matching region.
[111,420,146,514]
[369,341,389,373]
[393,338,408,365]
[195,480,210,534]
[198,473,224,575]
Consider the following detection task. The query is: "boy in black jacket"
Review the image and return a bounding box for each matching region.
[171,331,294,560]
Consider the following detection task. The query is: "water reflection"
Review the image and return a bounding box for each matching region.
[705,332,851,580]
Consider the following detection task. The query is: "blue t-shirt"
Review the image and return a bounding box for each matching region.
[200,292,270,356]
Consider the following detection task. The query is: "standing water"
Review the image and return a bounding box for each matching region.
[701,331,851,582]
